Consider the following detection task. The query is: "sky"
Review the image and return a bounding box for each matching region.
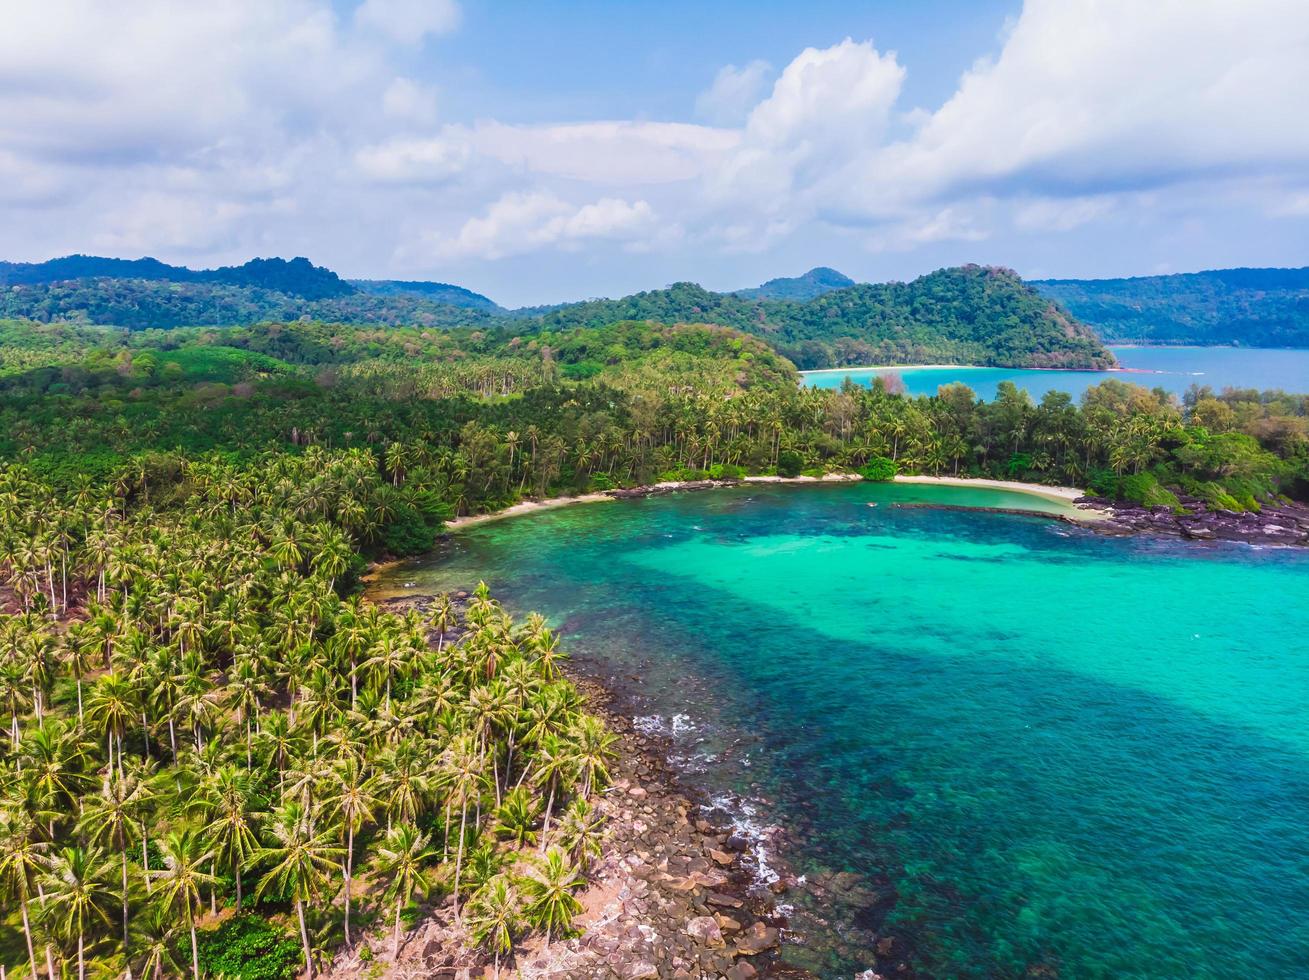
[2,0,1307,306]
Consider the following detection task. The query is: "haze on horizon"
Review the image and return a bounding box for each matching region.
[2,0,1307,307]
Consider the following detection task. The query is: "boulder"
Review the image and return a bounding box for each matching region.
[687,915,725,948]
[734,922,781,956]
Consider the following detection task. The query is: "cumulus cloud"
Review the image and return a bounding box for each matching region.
[695,60,773,126]
[353,0,460,44]
[426,192,658,260]
[355,136,468,183]
[381,77,439,124]
[1,0,1307,296]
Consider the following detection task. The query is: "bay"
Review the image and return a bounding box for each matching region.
[375,483,1309,977]
[801,346,1309,400]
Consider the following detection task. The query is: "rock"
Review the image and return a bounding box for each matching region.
[876,937,895,956]
[855,971,883,980]
[724,834,750,853]
[725,964,758,980]
[716,914,742,933]
[629,786,647,799]
[709,849,736,867]
[734,922,781,956]
[619,960,659,979]
[706,891,744,909]
[687,915,725,948]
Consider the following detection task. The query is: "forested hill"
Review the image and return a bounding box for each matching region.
[538,265,1114,370]
[350,278,502,311]
[1032,267,1309,347]
[734,266,855,301]
[0,254,353,299]
[0,256,1113,369]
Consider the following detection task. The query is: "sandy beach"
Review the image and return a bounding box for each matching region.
[433,472,1110,535]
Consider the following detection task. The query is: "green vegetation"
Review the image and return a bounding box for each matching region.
[0,304,1305,976]
[0,434,617,975]
[1,256,1114,370]
[536,265,1114,370]
[733,266,855,301]
[1033,266,1309,347]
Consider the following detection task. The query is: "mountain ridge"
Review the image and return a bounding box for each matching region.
[0,255,1113,370]
[1032,266,1309,346]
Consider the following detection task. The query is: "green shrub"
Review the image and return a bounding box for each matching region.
[588,472,616,491]
[776,450,805,478]
[196,916,302,980]
[858,457,898,482]
[380,503,439,556]
[707,463,746,480]
[1119,473,1181,510]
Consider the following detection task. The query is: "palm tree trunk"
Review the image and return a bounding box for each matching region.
[122,848,131,954]
[19,899,37,980]
[78,932,85,980]
[189,921,200,980]
[540,783,556,852]
[45,942,56,980]
[343,825,354,946]
[297,900,314,979]
[453,797,468,919]
[392,901,402,960]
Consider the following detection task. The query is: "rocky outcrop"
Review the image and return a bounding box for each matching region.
[1075,496,1309,546]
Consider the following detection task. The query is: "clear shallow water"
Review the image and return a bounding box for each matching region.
[377,484,1309,978]
[801,346,1309,400]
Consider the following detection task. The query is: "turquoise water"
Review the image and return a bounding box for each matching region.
[378,484,1309,977]
[801,346,1309,400]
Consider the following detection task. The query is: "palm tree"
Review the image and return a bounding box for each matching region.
[0,810,49,980]
[200,765,262,912]
[322,757,378,947]
[518,847,584,949]
[370,823,437,961]
[130,908,185,980]
[77,772,145,961]
[150,828,216,980]
[556,797,605,871]
[41,845,120,980]
[249,801,344,979]
[467,874,520,978]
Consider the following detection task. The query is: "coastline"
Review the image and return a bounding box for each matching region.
[354,591,816,980]
[428,472,1102,536]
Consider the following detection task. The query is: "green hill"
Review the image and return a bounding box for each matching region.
[1032,267,1309,346]
[734,266,855,301]
[0,257,1113,369]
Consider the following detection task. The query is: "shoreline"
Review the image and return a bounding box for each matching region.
[430,472,1102,536]
[358,591,817,979]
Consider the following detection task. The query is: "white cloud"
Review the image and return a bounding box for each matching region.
[1,0,1307,297]
[427,192,658,260]
[847,0,1309,217]
[355,136,468,183]
[382,77,439,124]
[353,0,460,45]
[695,60,772,126]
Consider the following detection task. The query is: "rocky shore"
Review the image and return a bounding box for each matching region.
[1073,495,1309,546]
[355,591,842,980]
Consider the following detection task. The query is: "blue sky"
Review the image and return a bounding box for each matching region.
[2,1,1306,305]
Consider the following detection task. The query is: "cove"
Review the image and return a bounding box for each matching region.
[375,483,1309,977]
[801,345,1309,401]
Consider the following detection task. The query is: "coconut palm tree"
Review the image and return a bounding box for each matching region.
[0,809,49,980]
[321,757,379,947]
[518,847,584,949]
[200,765,262,911]
[149,828,216,980]
[467,874,521,978]
[370,823,437,961]
[41,845,120,980]
[77,772,146,960]
[249,801,344,979]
